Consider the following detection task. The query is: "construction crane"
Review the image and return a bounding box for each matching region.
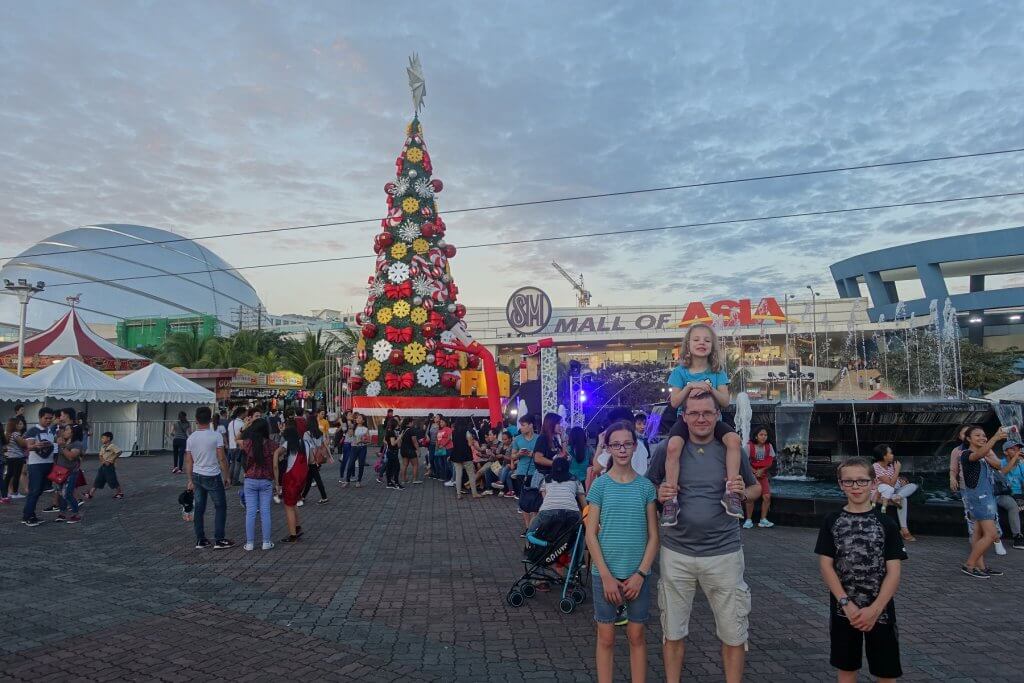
[551,262,593,307]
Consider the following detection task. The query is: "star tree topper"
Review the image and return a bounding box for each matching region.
[407,53,426,114]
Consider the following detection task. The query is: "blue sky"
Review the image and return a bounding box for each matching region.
[2,1,1023,316]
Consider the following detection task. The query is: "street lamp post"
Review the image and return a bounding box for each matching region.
[806,286,821,398]
[4,279,45,377]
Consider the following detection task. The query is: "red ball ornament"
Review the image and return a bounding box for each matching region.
[420,222,436,238]
[466,355,480,370]
[349,376,364,391]
[443,244,457,259]
[430,179,443,193]
[421,323,436,338]
[361,323,377,339]
[389,348,405,366]
[454,303,466,319]
[355,313,363,326]
[422,298,434,311]
[420,206,433,217]
[358,349,367,362]
[430,266,442,279]
[385,181,396,194]
[441,372,459,389]
[378,232,394,249]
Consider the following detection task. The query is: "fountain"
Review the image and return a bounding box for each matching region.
[774,402,813,479]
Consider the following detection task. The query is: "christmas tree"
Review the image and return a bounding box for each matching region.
[349,114,467,402]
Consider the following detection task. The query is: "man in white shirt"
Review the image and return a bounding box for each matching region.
[21,407,57,526]
[227,406,246,486]
[186,406,234,550]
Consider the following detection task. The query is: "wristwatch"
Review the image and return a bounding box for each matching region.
[838,596,851,608]
[637,568,650,579]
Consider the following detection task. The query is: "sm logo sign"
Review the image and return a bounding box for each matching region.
[506,287,553,334]
[677,297,790,327]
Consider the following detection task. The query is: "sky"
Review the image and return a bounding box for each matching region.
[2,0,1023,318]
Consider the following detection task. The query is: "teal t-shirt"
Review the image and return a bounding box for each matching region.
[512,434,539,476]
[586,473,656,578]
[568,446,592,483]
[667,366,729,389]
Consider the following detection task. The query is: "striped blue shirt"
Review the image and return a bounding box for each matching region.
[586,473,656,578]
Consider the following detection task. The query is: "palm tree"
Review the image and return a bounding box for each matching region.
[157,330,214,368]
[284,328,358,390]
[244,349,283,374]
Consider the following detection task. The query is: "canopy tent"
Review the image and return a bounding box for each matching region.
[119,363,214,404]
[22,357,139,402]
[0,367,43,402]
[0,307,150,373]
[868,390,895,400]
[986,380,1024,402]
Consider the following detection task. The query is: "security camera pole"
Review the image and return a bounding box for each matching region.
[4,278,45,376]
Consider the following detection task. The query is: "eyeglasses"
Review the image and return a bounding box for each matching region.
[607,442,636,451]
[683,411,718,420]
[839,479,872,488]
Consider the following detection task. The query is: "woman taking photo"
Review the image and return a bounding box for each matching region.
[170,411,191,474]
[960,425,1008,578]
[872,443,919,541]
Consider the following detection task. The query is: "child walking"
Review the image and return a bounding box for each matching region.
[54,427,84,524]
[816,457,906,682]
[85,432,124,500]
[585,420,658,683]
[662,323,743,526]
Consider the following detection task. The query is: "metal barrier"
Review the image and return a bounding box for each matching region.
[82,420,212,457]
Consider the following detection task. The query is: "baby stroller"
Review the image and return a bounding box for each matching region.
[506,506,590,614]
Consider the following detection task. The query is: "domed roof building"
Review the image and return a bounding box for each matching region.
[0,224,262,332]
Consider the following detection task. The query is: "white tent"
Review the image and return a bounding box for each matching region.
[23,357,139,402]
[0,367,43,402]
[119,363,215,404]
[986,380,1024,402]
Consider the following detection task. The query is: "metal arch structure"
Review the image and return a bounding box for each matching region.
[568,372,583,427]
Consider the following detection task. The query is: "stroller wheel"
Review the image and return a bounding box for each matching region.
[558,598,575,614]
[507,590,525,608]
[571,588,586,605]
[520,583,537,599]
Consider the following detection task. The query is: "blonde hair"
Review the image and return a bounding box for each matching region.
[680,323,723,372]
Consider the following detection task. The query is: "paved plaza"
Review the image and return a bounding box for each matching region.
[1,455,1022,682]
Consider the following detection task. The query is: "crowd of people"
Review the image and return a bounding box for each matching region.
[4,321,1024,682]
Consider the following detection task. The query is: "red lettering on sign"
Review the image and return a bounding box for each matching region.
[679,297,789,327]
[679,301,711,327]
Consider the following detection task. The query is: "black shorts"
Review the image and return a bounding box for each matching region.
[829,609,902,679]
[668,417,735,442]
[93,464,120,490]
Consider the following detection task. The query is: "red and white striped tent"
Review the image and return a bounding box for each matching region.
[0,308,150,373]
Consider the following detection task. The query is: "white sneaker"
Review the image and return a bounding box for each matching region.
[273,495,282,504]
[758,519,775,528]
[482,490,493,495]
[742,519,754,529]
[995,540,1007,555]
[11,493,25,499]
[297,500,304,507]
[244,542,254,551]
[262,541,274,550]
[443,481,455,487]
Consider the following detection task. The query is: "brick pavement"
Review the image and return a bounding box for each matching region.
[1,456,1022,682]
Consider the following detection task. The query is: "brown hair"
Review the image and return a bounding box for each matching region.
[680,323,723,372]
[835,456,873,480]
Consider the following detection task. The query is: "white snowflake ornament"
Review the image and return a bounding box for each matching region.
[439,330,456,344]
[416,365,440,388]
[365,381,382,397]
[367,278,385,298]
[411,275,433,298]
[389,176,410,197]
[414,178,435,199]
[372,339,393,363]
[397,221,420,242]
[387,262,411,283]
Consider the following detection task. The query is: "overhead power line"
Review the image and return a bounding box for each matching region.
[41,189,1024,290]
[4,146,1023,263]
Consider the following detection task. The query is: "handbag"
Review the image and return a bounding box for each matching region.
[75,470,87,488]
[312,439,329,466]
[519,486,542,511]
[48,464,70,485]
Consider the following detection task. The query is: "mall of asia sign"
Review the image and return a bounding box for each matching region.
[505,291,790,335]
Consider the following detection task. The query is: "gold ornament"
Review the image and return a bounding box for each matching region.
[390,242,408,260]
[410,307,428,325]
[404,342,427,365]
[401,197,420,214]
[405,147,424,163]
[412,238,429,255]
[392,300,411,318]
[376,307,393,324]
[363,359,381,381]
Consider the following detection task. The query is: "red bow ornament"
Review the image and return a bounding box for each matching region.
[429,312,445,329]
[385,282,412,299]
[435,351,460,369]
[385,326,413,343]
[385,372,414,390]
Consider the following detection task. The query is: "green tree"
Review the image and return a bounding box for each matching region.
[244,349,282,374]
[156,330,215,368]
[959,342,1020,395]
[284,328,358,390]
